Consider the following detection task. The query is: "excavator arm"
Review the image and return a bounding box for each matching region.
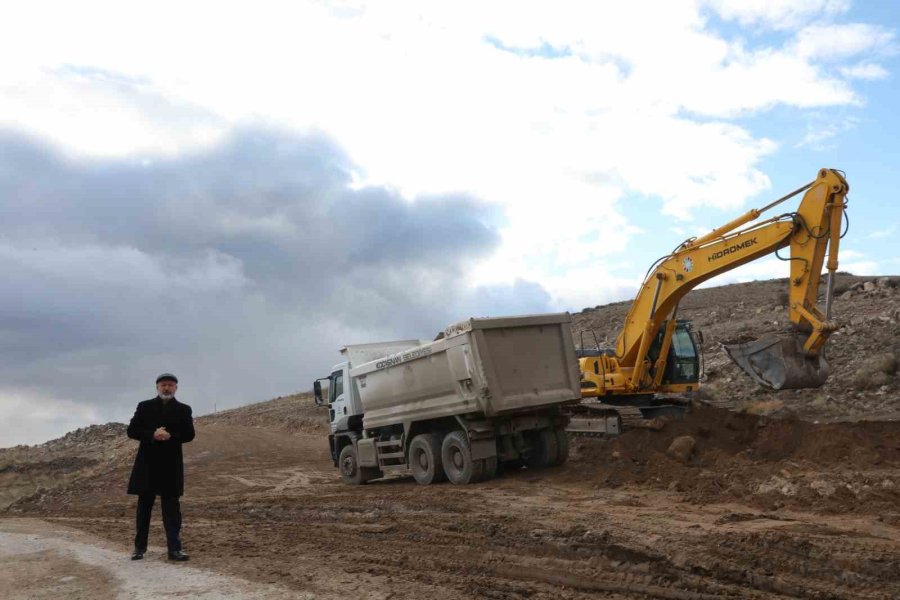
[582,168,848,395]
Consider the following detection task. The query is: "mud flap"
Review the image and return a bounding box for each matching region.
[724,333,829,390]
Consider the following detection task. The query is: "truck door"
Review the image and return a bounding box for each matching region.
[329,368,349,433]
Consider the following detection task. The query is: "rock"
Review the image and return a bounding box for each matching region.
[864,281,877,292]
[810,479,837,497]
[840,290,855,299]
[667,436,696,462]
[872,354,898,375]
[757,475,799,497]
[877,277,897,289]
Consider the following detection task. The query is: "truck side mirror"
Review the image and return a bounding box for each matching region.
[313,380,324,406]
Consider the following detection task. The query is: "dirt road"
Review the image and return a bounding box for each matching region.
[0,518,304,600]
[7,414,899,599]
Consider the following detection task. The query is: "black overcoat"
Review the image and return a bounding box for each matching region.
[127,397,195,496]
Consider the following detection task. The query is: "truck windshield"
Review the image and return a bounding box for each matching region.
[330,371,343,402]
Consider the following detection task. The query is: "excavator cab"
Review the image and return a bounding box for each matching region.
[647,320,701,387]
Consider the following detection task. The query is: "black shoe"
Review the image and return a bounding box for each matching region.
[167,550,189,561]
[131,548,145,560]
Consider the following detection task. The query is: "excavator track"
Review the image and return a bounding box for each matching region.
[566,397,694,436]
[565,403,622,437]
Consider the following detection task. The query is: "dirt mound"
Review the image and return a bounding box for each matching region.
[0,423,132,512]
[198,392,326,435]
[1,394,328,513]
[566,405,900,515]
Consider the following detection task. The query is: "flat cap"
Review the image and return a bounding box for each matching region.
[156,373,178,384]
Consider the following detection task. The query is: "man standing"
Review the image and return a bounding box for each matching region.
[127,373,195,561]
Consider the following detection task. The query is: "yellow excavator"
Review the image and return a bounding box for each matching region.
[568,168,849,433]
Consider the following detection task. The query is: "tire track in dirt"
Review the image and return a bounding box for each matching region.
[7,418,900,599]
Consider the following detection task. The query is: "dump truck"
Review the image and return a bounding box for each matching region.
[313,313,581,485]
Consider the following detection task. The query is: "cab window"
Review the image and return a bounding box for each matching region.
[668,328,698,382]
[329,371,344,402]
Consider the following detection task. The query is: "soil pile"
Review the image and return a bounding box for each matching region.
[568,404,900,516]
[573,273,900,422]
[0,423,130,511]
[0,394,325,512]
[197,392,325,434]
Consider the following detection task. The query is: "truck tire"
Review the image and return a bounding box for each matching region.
[409,433,447,485]
[524,429,559,469]
[552,427,569,466]
[338,444,380,485]
[441,430,483,485]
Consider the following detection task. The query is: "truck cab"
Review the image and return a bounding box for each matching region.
[314,340,423,467]
[316,362,360,435]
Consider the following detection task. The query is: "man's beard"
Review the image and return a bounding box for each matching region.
[159,393,175,400]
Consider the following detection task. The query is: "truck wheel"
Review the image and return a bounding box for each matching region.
[552,427,569,466]
[441,430,482,485]
[339,444,368,485]
[524,429,559,469]
[409,433,447,485]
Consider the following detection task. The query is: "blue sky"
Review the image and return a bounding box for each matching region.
[616,3,900,288]
[1,0,898,445]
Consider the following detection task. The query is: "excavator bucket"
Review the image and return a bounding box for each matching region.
[723,333,829,390]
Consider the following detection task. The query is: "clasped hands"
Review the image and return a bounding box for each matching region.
[153,427,171,441]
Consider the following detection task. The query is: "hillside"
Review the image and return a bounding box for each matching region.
[2,275,900,599]
[572,273,900,422]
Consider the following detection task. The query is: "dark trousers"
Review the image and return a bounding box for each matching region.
[134,493,182,552]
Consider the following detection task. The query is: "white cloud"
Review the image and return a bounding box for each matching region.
[705,0,851,30]
[841,260,880,275]
[839,249,866,260]
[793,23,895,62]
[0,0,891,311]
[840,62,890,80]
[0,393,103,447]
[870,226,897,239]
[795,115,859,149]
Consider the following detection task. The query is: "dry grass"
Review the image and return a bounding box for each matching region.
[852,354,897,390]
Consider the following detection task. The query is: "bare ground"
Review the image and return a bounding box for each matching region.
[4,407,900,599]
[2,276,899,598]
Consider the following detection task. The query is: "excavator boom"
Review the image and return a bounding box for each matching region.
[581,168,848,397]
